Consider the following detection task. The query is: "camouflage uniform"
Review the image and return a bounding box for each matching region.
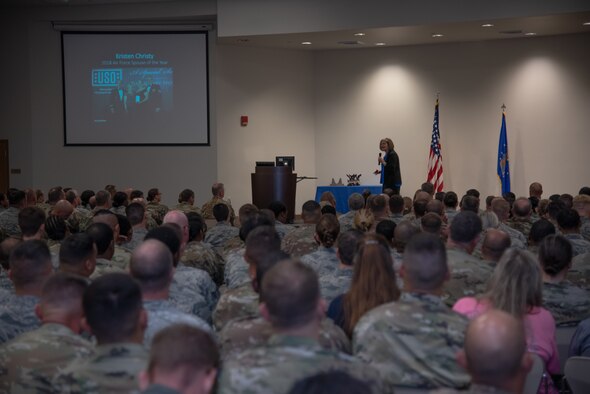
[581,216,590,242]
[542,281,590,326]
[318,267,353,303]
[90,257,125,279]
[49,242,61,270]
[110,206,127,216]
[563,233,590,257]
[506,217,534,239]
[0,323,94,393]
[300,246,339,277]
[143,299,212,347]
[568,252,590,290]
[35,202,52,215]
[0,294,40,344]
[432,383,512,394]
[204,222,240,251]
[180,241,224,286]
[0,207,20,236]
[338,211,356,232]
[217,334,391,394]
[443,246,494,307]
[445,209,458,224]
[0,269,14,293]
[219,316,351,360]
[171,202,201,215]
[498,223,527,249]
[221,237,245,258]
[112,246,132,270]
[212,282,258,331]
[54,343,147,393]
[170,265,219,323]
[122,227,148,252]
[274,221,294,240]
[146,202,169,225]
[281,224,318,257]
[224,248,251,290]
[353,292,470,390]
[67,208,92,233]
[201,197,236,224]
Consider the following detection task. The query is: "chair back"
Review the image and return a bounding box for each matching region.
[556,326,577,373]
[564,357,590,394]
[523,353,544,394]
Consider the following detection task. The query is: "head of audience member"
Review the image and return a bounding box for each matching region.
[403,197,413,215]
[178,189,195,206]
[163,210,189,247]
[401,233,449,295]
[314,214,340,249]
[59,233,97,277]
[529,182,543,199]
[129,190,143,201]
[34,189,44,204]
[466,189,480,199]
[82,273,146,345]
[503,192,516,211]
[265,201,285,224]
[346,193,364,214]
[288,371,372,394]
[556,208,581,234]
[260,260,324,337]
[65,189,80,207]
[481,229,511,263]
[139,324,219,394]
[486,249,542,317]
[237,203,259,228]
[528,196,539,214]
[580,186,590,196]
[147,188,161,203]
[393,220,420,253]
[448,211,482,254]
[210,182,224,199]
[104,184,117,198]
[549,194,560,203]
[559,194,574,209]
[116,214,132,244]
[435,191,445,202]
[343,234,400,337]
[443,191,458,210]
[426,199,445,217]
[460,195,480,214]
[126,202,147,229]
[46,216,69,242]
[130,239,175,300]
[320,205,336,216]
[491,197,510,222]
[537,199,549,217]
[480,211,499,232]
[93,209,120,241]
[369,194,389,220]
[538,234,573,283]
[185,212,207,243]
[528,219,556,247]
[209,204,228,225]
[94,190,111,209]
[319,191,336,209]
[352,208,374,233]
[336,230,363,269]
[9,240,53,296]
[484,195,495,212]
[301,200,322,224]
[52,200,74,221]
[421,182,435,197]
[86,222,115,260]
[238,212,275,244]
[382,188,394,197]
[375,220,396,247]
[421,213,443,236]
[573,194,590,219]
[8,189,26,209]
[145,225,182,267]
[80,190,95,208]
[112,191,129,209]
[458,310,531,394]
[244,226,281,290]
[35,273,88,334]
[545,199,565,223]
[388,194,404,215]
[413,190,432,203]
[512,197,532,219]
[47,187,65,206]
[18,206,46,240]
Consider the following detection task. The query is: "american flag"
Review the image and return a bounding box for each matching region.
[427,99,444,192]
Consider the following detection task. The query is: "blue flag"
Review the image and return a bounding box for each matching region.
[497,111,510,194]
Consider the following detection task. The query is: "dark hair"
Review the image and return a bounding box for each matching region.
[288,371,372,394]
[413,199,429,217]
[112,191,128,208]
[245,226,281,269]
[80,190,95,206]
[557,209,580,230]
[529,196,539,213]
[579,186,590,196]
[450,211,482,243]
[268,201,287,219]
[9,240,52,288]
[301,200,321,221]
[94,190,110,206]
[213,203,230,222]
[147,188,159,202]
[421,182,434,195]
[315,214,340,248]
[421,212,443,234]
[460,195,480,213]
[559,194,574,209]
[443,191,458,208]
[178,189,194,203]
[60,233,95,268]
[321,205,337,216]
[41,272,88,309]
[18,206,46,237]
[546,200,566,221]
[83,273,143,343]
[375,220,396,242]
[337,230,363,266]
[126,203,145,226]
[369,195,388,215]
[47,187,64,204]
[116,214,132,239]
[45,216,68,241]
[130,190,143,200]
[403,233,448,291]
[466,189,480,198]
[86,223,114,255]
[186,212,207,241]
[145,226,181,258]
[255,250,290,297]
[239,213,274,242]
[389,194,405,213]
[65,190,77,204]
[538,235,572,277]
[529,219,556,245]
[435,191,445,202]
[8,189,26,206]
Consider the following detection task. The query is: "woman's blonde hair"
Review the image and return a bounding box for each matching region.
[353,208,374,233]
[380,138,395,152]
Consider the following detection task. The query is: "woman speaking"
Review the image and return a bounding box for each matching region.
[374,138,402,194]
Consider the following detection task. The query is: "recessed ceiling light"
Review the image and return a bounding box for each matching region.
[301,41,312,45]
[481,23,494,28]
[525,32,537,36]
[354,33,365,37]
[432,34,444,38]
[583,22,590,26]
[375,42,386,46]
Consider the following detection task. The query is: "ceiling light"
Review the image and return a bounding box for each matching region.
[375,42,386,46]
[432,34,444,38]
[583,22,590,26]
[481,23,494,28]
[525,32,537,36]
[301,41,312,45]
[354,33,365,37]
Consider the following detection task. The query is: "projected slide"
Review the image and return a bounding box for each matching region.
[62,32,209,145]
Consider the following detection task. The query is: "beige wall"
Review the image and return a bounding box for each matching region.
[314,33,590,200]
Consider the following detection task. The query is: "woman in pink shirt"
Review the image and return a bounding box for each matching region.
[453,249,559,393]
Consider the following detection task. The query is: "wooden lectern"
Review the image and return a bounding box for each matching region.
[251,166,297,223]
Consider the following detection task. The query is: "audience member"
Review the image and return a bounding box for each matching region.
[204,203,240,250]
[268,200,293,238]
[282,200,322,257]
[201,182,235,224]
[59,233,97,278]
[557,208,590,256]
[301,214,340,276]
[146,188,169,225]
[388,194,405,224]
[181,212,224,286]
[480,228,511,267]
[173,189,201,215]
[491,197,527,249]
[339,193,365,231]
[506,197,534,238]
[0,189,26,236]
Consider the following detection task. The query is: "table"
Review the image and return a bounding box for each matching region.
[315,185,382,213]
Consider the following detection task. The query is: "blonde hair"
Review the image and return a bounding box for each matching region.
[353,209,374,232]
[380,138,395,152]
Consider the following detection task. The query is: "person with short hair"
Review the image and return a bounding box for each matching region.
[529,182,543,199]
[204,203,240,253]
[443,211,494,306]
[528,218,556,255]
[93,190,112,212]
[122,202,148,252]
[201,182,235,224]
[457,310,532,394]
[173,188,201,215]
[539,235,590,326]
[59,233,97,278]
[218,260,389,394]
[443,191,459,222]
[420,212,443,237]
[491,197,527,249]
[54,273,149,393]
[146,188,169,225]
[0,273,93,392]
[392,220,420,254]
[86,222,123,278]
[139,324,219,394]
[93,209,132,270]
[557,208,590,256]
[354,233,470,390]
[338,193,365,232]
[459,195,480,214]
[388,194,405,224]
[368,195,389,228]
[0,189,26,236]
[267,200,293,239]
[506,197,534,238]
[18,206,46,241]
[480,228,511,267]
[282,200,322,257]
